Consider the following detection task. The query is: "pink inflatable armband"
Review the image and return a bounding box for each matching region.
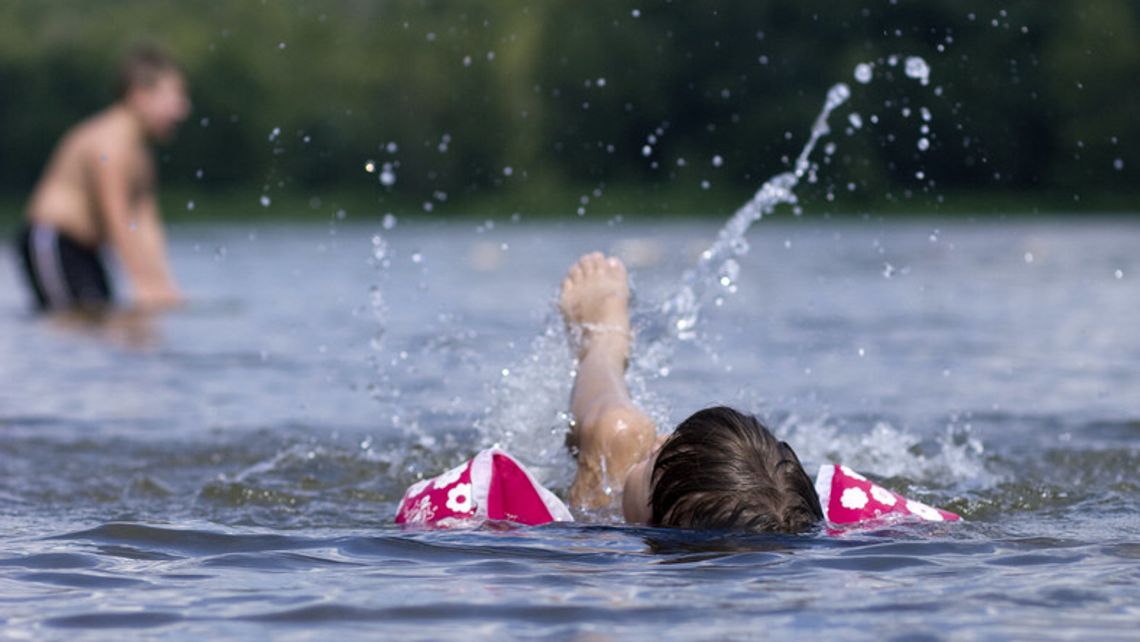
[396,448,573,528]
[815,464,960,527]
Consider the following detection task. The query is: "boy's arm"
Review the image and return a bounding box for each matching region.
[560,254,657,510]
[568,333,658,509]
[132,194,181,305]
[92,145,182,309]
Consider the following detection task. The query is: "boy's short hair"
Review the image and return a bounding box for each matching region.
[650,406,823,533]
[115,43,183,99]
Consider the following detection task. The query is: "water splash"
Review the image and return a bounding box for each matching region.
[634,56,936,377]
[473,318,578,489]
[633,82,851,377]
[772,414,994,488]
[365,217,395,398]
[468,59,951,486]
[474,81,857,483]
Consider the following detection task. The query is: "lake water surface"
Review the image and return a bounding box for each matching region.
[1,217,1138,640]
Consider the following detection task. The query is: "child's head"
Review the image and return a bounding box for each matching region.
[624,406,822,532]
[115,43,190,141]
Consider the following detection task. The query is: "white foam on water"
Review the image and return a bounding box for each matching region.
[773,414,995,488]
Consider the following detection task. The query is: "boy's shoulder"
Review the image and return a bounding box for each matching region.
[69,107,146,161]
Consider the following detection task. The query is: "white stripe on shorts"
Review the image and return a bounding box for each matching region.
[31,225,72,308]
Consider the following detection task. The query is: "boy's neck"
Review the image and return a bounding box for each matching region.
[109,102,149,144]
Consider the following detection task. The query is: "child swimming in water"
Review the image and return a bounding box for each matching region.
[398,252,957,531]
[398,252,825,532]
[559,252,823,532]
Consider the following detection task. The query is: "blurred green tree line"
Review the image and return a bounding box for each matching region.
[0,0,1136,218]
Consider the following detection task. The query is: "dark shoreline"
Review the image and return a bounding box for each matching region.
[4,187,1137,237]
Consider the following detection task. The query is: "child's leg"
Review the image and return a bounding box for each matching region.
[560,253,657,509]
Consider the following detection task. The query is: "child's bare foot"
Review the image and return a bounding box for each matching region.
[560,252,632,365]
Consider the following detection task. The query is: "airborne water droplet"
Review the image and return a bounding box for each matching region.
[379,163,396,187]
[904,56,931,86]
[854,62,873,84]
[826,83,851,110]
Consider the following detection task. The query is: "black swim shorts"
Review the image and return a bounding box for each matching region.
[15,224,113,310]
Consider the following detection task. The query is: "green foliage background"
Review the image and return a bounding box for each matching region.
[0,0,1137,219]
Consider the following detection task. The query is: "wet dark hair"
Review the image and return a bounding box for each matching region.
[650,406,823,533]
[115,43,183,99]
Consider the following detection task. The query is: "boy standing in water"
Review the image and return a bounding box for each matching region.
[559,253,823,531]
[16,44,190,311]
